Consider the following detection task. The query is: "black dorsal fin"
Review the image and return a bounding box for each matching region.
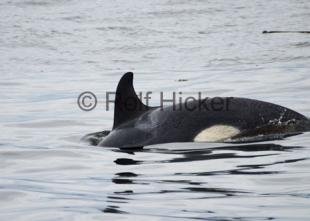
[112,72,150,129]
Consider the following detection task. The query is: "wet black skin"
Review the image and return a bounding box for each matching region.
[84,72,310,148]
[99,98,309,148]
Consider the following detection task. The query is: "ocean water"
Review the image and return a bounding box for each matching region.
[1,0,310,220]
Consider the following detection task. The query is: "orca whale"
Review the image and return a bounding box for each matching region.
[84,72,310,148]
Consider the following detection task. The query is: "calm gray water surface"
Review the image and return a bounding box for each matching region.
[1,0,310,220]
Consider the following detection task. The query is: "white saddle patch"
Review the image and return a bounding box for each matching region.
[194,125,240,142]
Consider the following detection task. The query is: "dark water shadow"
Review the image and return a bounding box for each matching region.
[113,143,303,165]
[102,143,307,218]
[112,143,307,177]
[210,143,302,152]
[102,205,128,214]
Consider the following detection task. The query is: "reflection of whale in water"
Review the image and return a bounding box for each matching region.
[102,142,308,217]
[83,72,310,148]
[112,143,305,165]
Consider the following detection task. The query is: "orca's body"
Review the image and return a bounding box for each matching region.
[85,72,310,148]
